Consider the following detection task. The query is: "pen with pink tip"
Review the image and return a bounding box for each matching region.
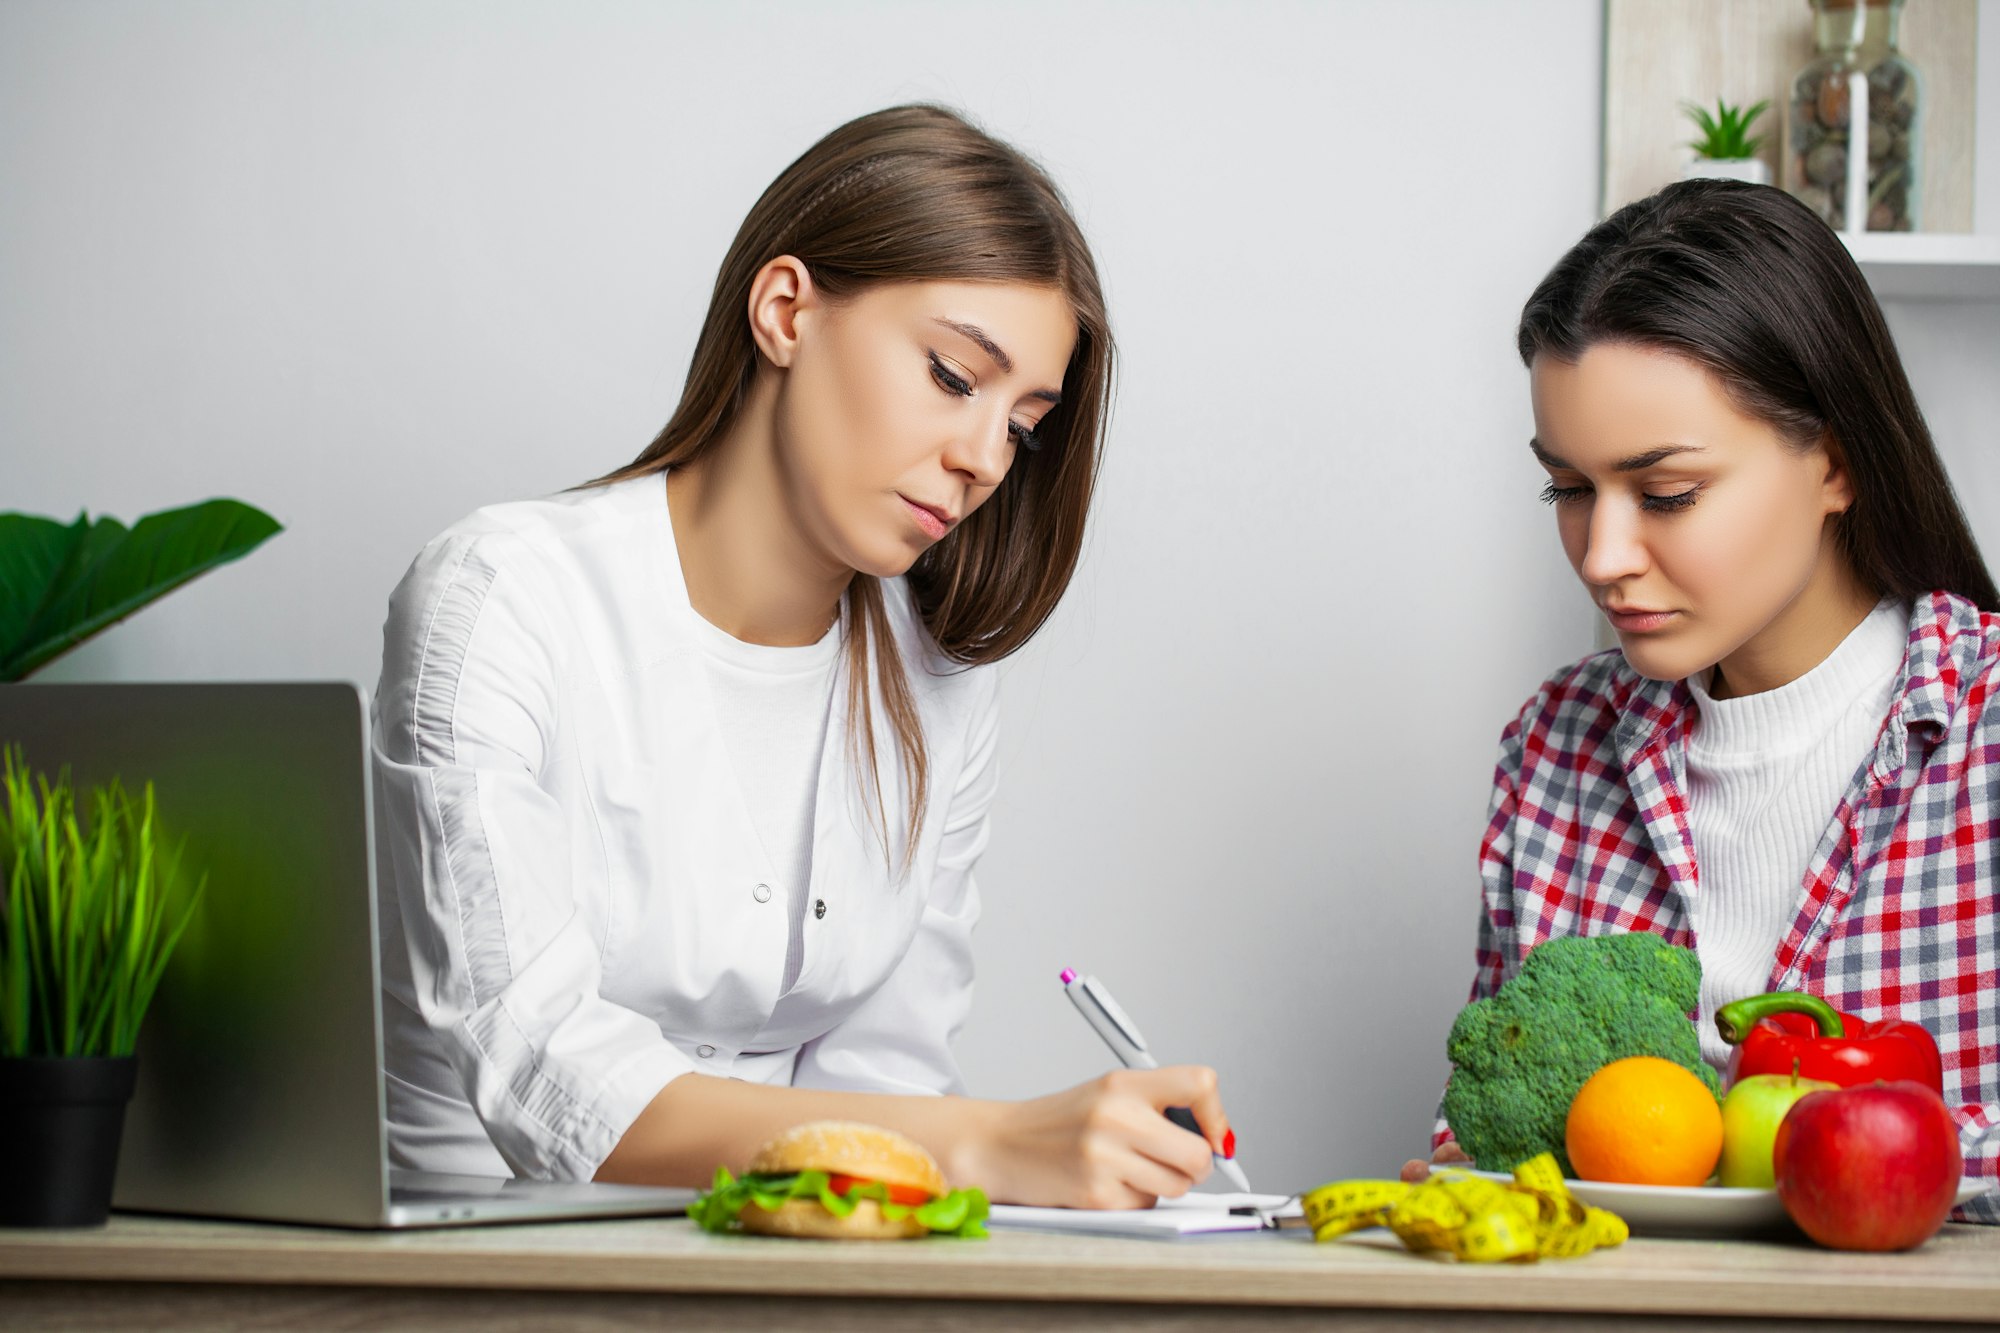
[1060,967,1253,1193]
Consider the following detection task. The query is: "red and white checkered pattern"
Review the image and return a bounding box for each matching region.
[1448,591,1998,1222]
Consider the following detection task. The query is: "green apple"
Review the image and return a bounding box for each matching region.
[1719,1071,1840,1188]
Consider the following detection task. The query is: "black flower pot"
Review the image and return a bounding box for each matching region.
[0,1056,139,1227]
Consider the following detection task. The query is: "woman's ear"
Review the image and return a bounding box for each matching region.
[1819,431,1857,515]
[746,255,816,368]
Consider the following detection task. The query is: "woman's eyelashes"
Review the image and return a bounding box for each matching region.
[1641,486,1702,513]
[1538,480,1703,513]
[927,351,973,397]
[927,351,1041,452]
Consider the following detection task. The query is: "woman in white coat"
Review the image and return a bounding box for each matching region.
[372,105,1235,1209]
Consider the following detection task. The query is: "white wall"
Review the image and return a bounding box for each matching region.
[7,1,1985,1195]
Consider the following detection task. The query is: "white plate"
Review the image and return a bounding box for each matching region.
[1440,1169,1992,1237]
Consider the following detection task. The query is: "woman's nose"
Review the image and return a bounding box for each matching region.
[941,415,1012,488]
[1578,498,1649,586]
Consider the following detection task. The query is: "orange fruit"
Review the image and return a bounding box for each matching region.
[1565,1056,1723,1186]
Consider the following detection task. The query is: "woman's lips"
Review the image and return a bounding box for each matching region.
[899,495,950,541]
[1605,607,1678,633]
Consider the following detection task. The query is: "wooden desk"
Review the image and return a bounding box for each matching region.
[2,1214,1996,1331]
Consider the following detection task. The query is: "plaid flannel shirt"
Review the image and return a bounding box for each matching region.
[1449,590,1998,1222]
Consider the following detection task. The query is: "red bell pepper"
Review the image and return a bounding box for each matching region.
[1714,992,1943,1094]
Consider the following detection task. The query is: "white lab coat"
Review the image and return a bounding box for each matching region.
[371,472,998,1181]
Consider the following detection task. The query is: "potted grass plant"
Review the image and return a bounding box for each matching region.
[1681,96,1774,185]
[0,746,204,1226]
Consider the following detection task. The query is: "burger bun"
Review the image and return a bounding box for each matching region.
[739,1121,947,1241]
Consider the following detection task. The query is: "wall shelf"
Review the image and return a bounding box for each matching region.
[1839,233,2000,302]
[1603,0,1994,302]
[1604,0,1977,231]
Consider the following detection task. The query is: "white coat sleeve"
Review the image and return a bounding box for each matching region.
[372,535,693,1180]
[790,668,1000,1097]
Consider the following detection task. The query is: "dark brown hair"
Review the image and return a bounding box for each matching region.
[1516,178,1997,611]
[596,105,1112,860]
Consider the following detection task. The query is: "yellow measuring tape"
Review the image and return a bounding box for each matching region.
[1299,1153,1629,1262]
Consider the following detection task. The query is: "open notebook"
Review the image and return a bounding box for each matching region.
[988,1192,1302,1239]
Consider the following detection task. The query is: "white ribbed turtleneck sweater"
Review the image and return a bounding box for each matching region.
[1685,598,1909,1069]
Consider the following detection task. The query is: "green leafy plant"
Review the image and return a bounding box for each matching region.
[1682,97,1771,161]
[0,499,282,681]
[1,746,205,1058]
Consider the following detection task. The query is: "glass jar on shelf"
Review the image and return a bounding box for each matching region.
[1785,0,1922,232]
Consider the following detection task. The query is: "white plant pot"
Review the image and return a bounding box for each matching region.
[1681,157,1771,186]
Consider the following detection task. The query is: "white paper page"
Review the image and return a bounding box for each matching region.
[987,1204,1266,1237]
[1161,1192,1302,1218]
[987,1192,1300,1238]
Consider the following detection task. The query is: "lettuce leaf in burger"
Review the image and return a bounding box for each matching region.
[689,1120,989,1239]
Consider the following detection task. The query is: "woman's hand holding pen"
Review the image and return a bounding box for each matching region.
[966,1065,1232,1209]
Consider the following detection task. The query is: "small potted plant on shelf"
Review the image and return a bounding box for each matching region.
[0,748,204,1226]
[1680,97,1773,185]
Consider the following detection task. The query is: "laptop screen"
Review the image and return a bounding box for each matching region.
[0,682,391,1226]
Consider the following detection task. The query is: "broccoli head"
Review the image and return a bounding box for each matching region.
[1440,930,1720,1175]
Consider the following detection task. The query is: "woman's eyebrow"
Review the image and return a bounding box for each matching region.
[934,318,1013,372]
[932,317,1062,404]
[1530,439,1707,472]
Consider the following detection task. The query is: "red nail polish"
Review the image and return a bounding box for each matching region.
[1222,1129,1237,1160]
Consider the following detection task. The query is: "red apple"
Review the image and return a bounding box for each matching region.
[1774,1081,1962,1251]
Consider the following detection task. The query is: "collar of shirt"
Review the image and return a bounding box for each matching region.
[1606,592,1976,777]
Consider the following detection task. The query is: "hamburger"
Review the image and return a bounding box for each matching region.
[688,1120,989,1239]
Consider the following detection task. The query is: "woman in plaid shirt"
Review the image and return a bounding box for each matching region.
[1424,181,1997,1221]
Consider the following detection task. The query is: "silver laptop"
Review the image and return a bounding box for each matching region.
[0,682,694,1228]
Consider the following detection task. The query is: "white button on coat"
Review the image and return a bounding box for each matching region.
[372,474,999,1183]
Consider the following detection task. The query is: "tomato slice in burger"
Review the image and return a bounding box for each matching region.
[826,1173,933,1207]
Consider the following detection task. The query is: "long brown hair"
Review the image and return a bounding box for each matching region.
[1516,179,1997,611]
[596,104,1113,861]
